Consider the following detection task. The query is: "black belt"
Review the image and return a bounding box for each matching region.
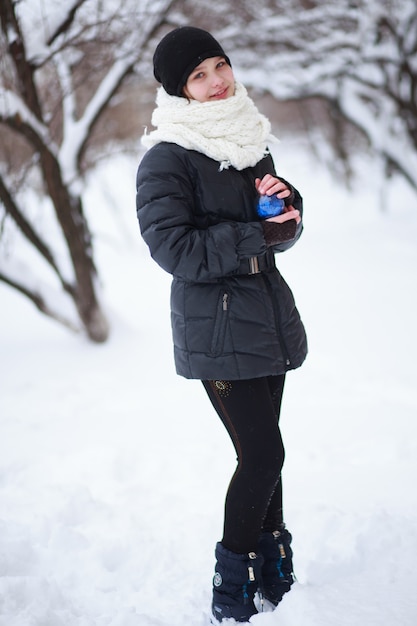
[236,249,276,275]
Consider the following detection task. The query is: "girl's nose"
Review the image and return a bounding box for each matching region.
[211,72,223,86]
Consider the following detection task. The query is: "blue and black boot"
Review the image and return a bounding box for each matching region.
[212,542,264,623]
[258,525,295,606]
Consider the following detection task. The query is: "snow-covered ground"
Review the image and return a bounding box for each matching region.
[1,145,417,626]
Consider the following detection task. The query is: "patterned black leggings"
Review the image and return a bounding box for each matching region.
[202,375,286,554]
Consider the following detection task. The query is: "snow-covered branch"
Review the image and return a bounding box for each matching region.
[0,89,56,153]
[232,0,417,192]
[45,0,86,46]
[15,0,87,66]
[58,47,139,187]
[337,79,417,190]
[0,0,178,340]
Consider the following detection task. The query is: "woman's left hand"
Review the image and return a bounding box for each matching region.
[255,175,292,201]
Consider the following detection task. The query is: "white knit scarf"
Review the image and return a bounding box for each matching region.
[141,82,278,171]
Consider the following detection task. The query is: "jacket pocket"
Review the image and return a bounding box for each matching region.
[210,292,230,357]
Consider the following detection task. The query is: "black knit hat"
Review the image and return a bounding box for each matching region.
[153,26,231,97]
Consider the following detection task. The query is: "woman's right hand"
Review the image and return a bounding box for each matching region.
[266,205,301,225]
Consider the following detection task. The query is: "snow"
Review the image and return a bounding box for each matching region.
[1,144,417,626]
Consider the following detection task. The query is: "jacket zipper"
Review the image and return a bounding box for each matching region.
[261,274,291,367]
[211,291,230,356]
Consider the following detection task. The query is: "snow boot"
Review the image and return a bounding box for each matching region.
[258,525,295,606]
[212,542,264,623]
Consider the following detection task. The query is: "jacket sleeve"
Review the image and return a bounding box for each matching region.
[136,145,268,282]
[268,186,304,254]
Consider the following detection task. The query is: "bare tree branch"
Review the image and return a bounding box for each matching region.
[0,270,80,332]
[0,174,75,294]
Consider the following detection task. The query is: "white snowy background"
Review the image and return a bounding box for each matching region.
[1,138,417,626]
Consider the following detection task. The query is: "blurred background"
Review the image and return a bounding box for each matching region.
[1,4,417,625]
[1,0,416,340]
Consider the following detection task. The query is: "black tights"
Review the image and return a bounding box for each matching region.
[202,375,286,554]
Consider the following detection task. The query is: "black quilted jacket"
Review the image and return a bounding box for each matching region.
[136,142,307,380]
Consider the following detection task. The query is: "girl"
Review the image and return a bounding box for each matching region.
[136,26,307,623]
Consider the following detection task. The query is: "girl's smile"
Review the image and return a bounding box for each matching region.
[210,86,229,100]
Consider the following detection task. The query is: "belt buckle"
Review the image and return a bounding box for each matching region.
[248,256,260,275]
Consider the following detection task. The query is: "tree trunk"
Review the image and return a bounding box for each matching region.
[0,0,109,342]
[40,148,109,342]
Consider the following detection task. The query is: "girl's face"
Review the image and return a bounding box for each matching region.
[183,56,235,102]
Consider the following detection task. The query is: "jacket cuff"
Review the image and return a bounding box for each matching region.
[235,222,268,257]
[262,219,297,246]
